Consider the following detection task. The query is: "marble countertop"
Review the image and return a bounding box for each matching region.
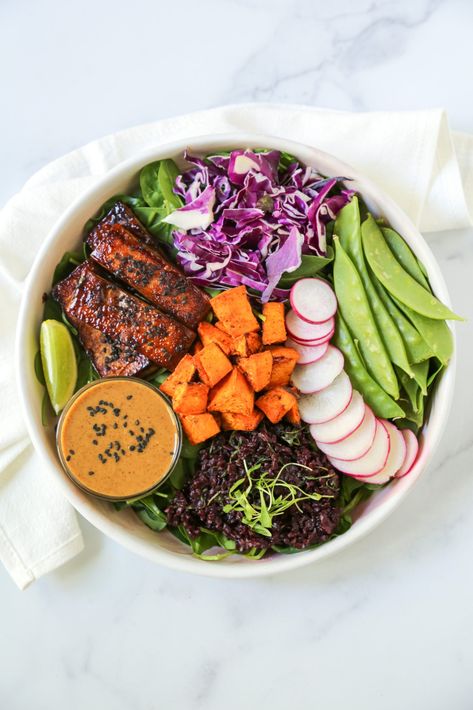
[2,0,473,708]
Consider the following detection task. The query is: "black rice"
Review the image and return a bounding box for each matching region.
[166,422,341,553]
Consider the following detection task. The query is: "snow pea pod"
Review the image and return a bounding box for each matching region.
[333,236,399,398]
[392,296,453,365]
[333,313,404,419]
[370,271,434,364]
[397,367,420,411]
[336,199,413,379]
[382,227,430,290]
[427,358,444,388]
[410,360,429,396]
[362,215,462,321]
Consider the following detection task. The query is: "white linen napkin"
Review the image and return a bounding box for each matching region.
[1,103,472,589]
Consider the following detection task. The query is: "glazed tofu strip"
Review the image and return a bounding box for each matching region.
[88,203,210,329]
[53,261,195,371]
[88,201,156,248]
[74,320,151,378]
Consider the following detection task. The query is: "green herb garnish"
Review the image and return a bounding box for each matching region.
[222,459,332,538]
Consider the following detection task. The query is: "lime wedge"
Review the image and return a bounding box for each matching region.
[40,320,78,415]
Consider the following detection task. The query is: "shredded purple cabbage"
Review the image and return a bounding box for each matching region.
[169,149,353,301]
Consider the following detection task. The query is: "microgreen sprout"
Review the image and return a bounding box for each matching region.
[222,459,333,538]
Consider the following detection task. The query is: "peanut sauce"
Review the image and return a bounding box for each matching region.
[57,378,181,500]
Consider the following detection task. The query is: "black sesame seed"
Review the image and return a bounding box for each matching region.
[66,455,71,462]
[126,395,133,400]
[92,439,98,446]
[135,420,140,425]
[88,471,95,476]
[129,445,136,451]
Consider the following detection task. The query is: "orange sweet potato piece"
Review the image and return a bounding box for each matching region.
[256,387,297,424]
[237,351,273,392]
[268,346,300,388]
[262,302,287,345]
[180,413,220,445]
[192,340,203,355]
[221,409,264,431]
[198,321,233,356]
[210,286,259,337]
[231,334,248,358]
[246,331,262,354]
[285,401,301,425]
[194,342,232,387]
[160,354,196,397]
[207,367,254,416]
[172,382,209,415]
[215,320,231,335]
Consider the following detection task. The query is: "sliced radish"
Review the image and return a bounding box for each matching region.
[285,338,329,365]
[327,419,390,476]
[290,278,337,324]
[309,390,365,444]
[316,406,376,461]
[285,310,334,342]
[298,371,352,424]
[291,346,344,394]
[395,429,419,478]
[357,420,406,484]
[288,328,335,347]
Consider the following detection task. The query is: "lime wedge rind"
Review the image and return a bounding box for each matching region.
[40,320,78,415]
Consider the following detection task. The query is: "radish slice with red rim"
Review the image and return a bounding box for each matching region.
[288,329,335,347]
[309,390,365,444]
[316,405,376,461]
[285,338,329,365]
[354,420,406,484]
[298,371,352,424]
[290,278,337,324]
[291,346,344,394]
[395,429,419,478]
[285,310,334,342]
[327,419,390,476]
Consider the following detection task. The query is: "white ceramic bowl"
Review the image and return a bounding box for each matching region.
[15,133,456,578]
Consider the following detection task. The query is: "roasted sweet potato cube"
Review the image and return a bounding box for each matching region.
[210,286,259,337]
[256,387,297,424]
[246,331,262,354]
[237,351,273,392]
[160,354,196,397]
[285,401,301,425]
[197,321,233,356]
[172,382,209,415]
[262,302,287,345]
[180,413,220,445]
[231,334,248,358]
[194,342,232,387]
[215,320,231,335]
[268,346,300,387]
[208,367,254,416]
[221,409,264,431]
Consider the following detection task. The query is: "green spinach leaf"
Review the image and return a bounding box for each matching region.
[277,247,334,288]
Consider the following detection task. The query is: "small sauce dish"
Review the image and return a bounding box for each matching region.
[56,377,182,501]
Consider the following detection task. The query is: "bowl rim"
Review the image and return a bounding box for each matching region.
[14,132,456,578]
